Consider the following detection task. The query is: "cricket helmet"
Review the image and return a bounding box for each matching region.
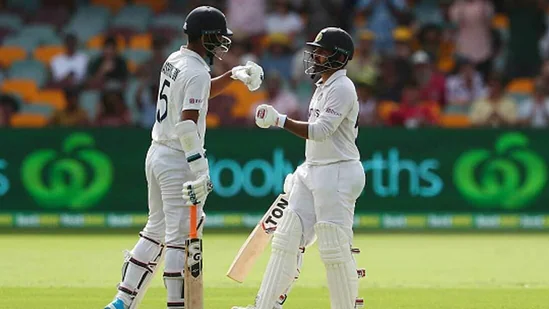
[304,27,354,75]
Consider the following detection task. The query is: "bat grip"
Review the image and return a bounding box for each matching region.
[189,205,198,238]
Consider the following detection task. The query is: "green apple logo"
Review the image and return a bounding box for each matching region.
[454,133,546,209]
[21,133,113,210]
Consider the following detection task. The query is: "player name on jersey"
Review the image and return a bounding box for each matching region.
[161,62,181,81]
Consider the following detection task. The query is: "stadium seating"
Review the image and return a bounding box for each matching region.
[92,0,127,13]
[111,5,153,33]
[19,24,58,45]
[9,113,48,127]
[6,0,42,12]
[0,13,23,31]
[8,60,48,88]
[63,5,110,43]
[79,90,101,120]
[440,114,471,128]
[0,46,27,68]
[31,89,68,110]
[3,35,40,53]
[20,103,55,118]
[129,33,152,50]
[87,34,126,51]
[33,45,65,65]
[1,79,38,102]
[134,0,168,14]
[29,7,70,30]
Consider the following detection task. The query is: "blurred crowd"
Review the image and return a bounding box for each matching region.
[1,0,549,129]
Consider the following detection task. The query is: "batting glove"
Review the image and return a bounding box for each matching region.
[255,104,287,129]
[231,61,264,91]
[182,174,213,206]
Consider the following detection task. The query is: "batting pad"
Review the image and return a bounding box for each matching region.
[118,233,165,309]
[315,222,359,309]
[256,209,302,309]
[164,245,186,309]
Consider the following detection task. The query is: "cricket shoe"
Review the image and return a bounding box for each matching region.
[104,298,128,309]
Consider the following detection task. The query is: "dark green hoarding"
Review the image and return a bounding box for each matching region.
[1,128,548,229]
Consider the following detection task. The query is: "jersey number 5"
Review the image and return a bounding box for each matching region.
[156,79,171,123]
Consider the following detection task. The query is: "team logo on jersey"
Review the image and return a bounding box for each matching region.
[189,98,203,104]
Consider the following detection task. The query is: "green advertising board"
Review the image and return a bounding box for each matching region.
[1,128,548,230]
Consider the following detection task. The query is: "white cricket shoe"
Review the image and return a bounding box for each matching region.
[231,306,255,309]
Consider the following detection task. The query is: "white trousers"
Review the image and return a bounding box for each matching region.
[141,142,204,246]
[289,160,366,246]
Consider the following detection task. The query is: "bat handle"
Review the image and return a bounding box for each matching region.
[189,204,198,238]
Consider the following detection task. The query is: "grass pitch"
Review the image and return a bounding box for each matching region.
[0,233,548,309]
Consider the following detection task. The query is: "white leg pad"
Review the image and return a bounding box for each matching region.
[117,233,165,309]
[163,244,186,309]
[315,222,359,309]
[255,209,302,309]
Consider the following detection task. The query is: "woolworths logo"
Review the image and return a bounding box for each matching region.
[454,133,547,209]
[21,133,113,210]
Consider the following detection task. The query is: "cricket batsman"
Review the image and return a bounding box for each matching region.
[233,27,366,309]
[104,6,264,309]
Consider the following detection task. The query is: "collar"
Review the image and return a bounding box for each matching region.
[315,69,347,87]
[180,46,211,72]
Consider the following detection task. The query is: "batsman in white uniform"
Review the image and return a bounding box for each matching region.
[104,6,264,309]
[234,27,366,309]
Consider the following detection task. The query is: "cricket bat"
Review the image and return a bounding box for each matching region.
[184,205,203,309]
[226,194,289,283]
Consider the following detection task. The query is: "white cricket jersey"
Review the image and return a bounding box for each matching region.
[152,47,211,151]
[306,69,360,165]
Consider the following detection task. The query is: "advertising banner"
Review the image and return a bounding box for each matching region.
[1,128,548,229]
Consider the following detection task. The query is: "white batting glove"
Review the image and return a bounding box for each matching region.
[231,61,264,91]
[182,174,213,206]
[255,104,287,129]
[283,172,295,194]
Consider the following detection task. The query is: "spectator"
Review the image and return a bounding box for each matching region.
[376,56,405,102]
[445,57,484,108]
[227,0,266,36]
[266,0,304,38]
[249,72,300,123]
[469,73,516,127]
[356,82,380,126]
[261,33,294,81]
[50,34,89,87]
[356,0,409,52]
[136,82,159,129]
[417,23,442,61]
[392,27,413,82]
[49,88,89,126]
[347,30,379,86]
[388,80,439,127]
[450,0,494,78]
[299,0,346,36]
[411,50,446,105]
[95,86,131,127]
[0,94,19,127]
[506,0,546,78]
[137,36,167,82]
[517,79,549,128]
[87,36,128,88]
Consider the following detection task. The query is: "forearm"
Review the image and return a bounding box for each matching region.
[210,71,234,99]
[282,117,309,139]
